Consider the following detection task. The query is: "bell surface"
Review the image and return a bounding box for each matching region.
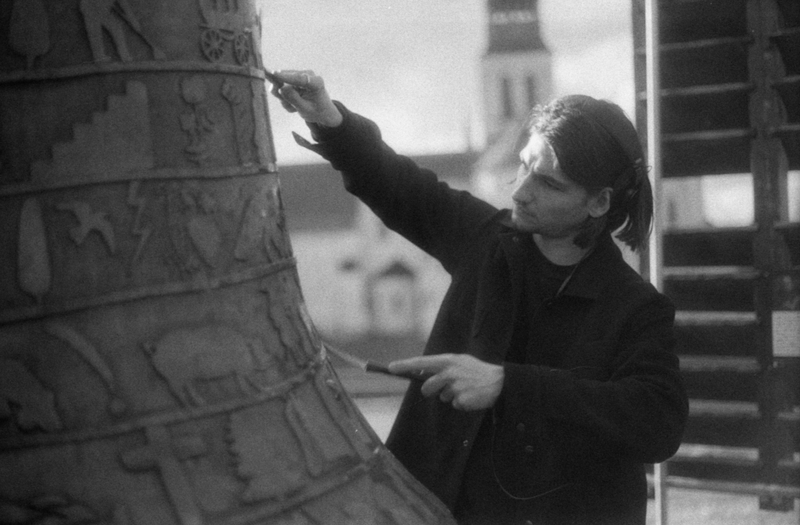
[0,1,455,523]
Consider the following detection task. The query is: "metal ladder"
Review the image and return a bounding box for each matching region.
[633,0,800,521]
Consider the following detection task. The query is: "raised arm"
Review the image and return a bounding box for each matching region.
[268,69,499,271]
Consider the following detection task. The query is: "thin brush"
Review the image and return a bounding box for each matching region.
[324,343,431,382]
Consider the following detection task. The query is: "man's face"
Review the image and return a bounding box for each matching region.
[511,134,594,241]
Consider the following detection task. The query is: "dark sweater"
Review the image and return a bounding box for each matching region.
[298,102,688,525]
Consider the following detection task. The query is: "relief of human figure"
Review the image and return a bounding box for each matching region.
[9,0,50,69]
[79,0,165,62]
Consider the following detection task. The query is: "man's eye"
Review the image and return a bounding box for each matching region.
[543,179,561,190]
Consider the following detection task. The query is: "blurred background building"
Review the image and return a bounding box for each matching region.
[261,0,798,379]
[260,2,800,519]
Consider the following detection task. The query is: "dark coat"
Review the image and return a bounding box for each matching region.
[300,103,688,525]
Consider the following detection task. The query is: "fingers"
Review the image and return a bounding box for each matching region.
[435,381,464,411]
[438,385,455,403]
[392,354,503,412]
[421,372,451,398]
[389,355,451,376]
[267,69,341,126]
[271,69,321,108]
[268,69,316,90]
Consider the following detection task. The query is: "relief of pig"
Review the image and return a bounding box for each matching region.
[144,325,267,406]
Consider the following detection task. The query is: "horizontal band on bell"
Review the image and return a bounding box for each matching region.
[0,257,297,325]
[0,60,267,86]
[0,164,280,198]
[0,354,323,451]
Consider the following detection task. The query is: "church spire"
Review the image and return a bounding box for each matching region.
[480,0,552,144]
[486,0,547,54]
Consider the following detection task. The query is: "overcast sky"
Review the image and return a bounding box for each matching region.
[258,0,634,165]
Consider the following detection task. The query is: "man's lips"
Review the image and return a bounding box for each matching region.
[513,206,535,221]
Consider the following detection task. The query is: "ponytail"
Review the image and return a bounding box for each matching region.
[609,158,653,251]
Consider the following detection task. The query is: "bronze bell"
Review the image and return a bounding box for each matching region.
[0,1,455,523]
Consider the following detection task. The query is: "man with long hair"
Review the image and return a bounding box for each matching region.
[271,70,687,525]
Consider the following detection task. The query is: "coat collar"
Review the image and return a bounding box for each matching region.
[497,211,625,301]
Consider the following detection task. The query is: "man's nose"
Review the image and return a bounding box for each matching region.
[512,177,533,203]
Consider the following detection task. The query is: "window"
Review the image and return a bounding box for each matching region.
[526,75,537,111]
[501,77,514,119]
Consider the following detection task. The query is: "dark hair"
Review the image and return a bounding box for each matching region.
[526,95,653,252]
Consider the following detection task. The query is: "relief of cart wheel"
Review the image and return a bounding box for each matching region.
[199,0,256,66]
[200,28,225,62]
[233,32,251,65]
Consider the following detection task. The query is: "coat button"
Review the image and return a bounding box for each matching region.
[525,521,534,525]
[525,445,534,454]
[516,423,525,432]
[463,440,469,447]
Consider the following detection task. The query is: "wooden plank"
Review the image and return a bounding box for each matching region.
[664,275,755,311]
[659,35,752,53]
[664,266,759,279]
[664,227,754,267]
[680,356,760,373]
[776,0,800,28]
[672,443,759,465]
[647,475,800,498]
[659,81,753,98]
[658,0,748,45]
[661,131,753,177]
[772,76,800,123]
[661,86,751,134]
[675,310,757,325]
[659,41,750,89]
[770,29,800,74]
[773,126,800,170]
[681,356,760,402]
[664,224,800,269]
[674,312,757,358]
[663,128,754,142]
[690,399,760,418]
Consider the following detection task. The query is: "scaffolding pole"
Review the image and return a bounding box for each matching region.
[644,0,667,523]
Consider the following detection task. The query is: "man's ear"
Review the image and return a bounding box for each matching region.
[588,187,612,218]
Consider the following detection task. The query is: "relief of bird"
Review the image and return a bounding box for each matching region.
[56,200,116,254]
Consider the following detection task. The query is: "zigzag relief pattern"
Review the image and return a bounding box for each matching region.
[31,81,155,186]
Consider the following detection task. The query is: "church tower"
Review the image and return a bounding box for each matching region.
[473,0,553,207]
[481,0,553,144]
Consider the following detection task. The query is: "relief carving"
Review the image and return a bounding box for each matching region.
[221,79,256,165]
[79,0,166,62]
[120,425,206,525]
[313,371,375,461]
[31,81,155,185]
[165,183,222,272]
[228,403,306,502]
[179,77,220,166]
[44,322,127,415]
[284,384,354,478]
[55,201,116,255]
[251,80,274,165]
[17,198,51,303]
[234,186,289,263]
[199,0,253,65]
[9,0,50,69]
[144,324,267,406]
[126,180,153,273]
[267,186,293,258]
[0,496,114,525]
[262,277,315,368]
[0,359,62,433]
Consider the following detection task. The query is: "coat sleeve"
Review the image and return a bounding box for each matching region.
[295,102,498,273]
[500,290,688,464]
